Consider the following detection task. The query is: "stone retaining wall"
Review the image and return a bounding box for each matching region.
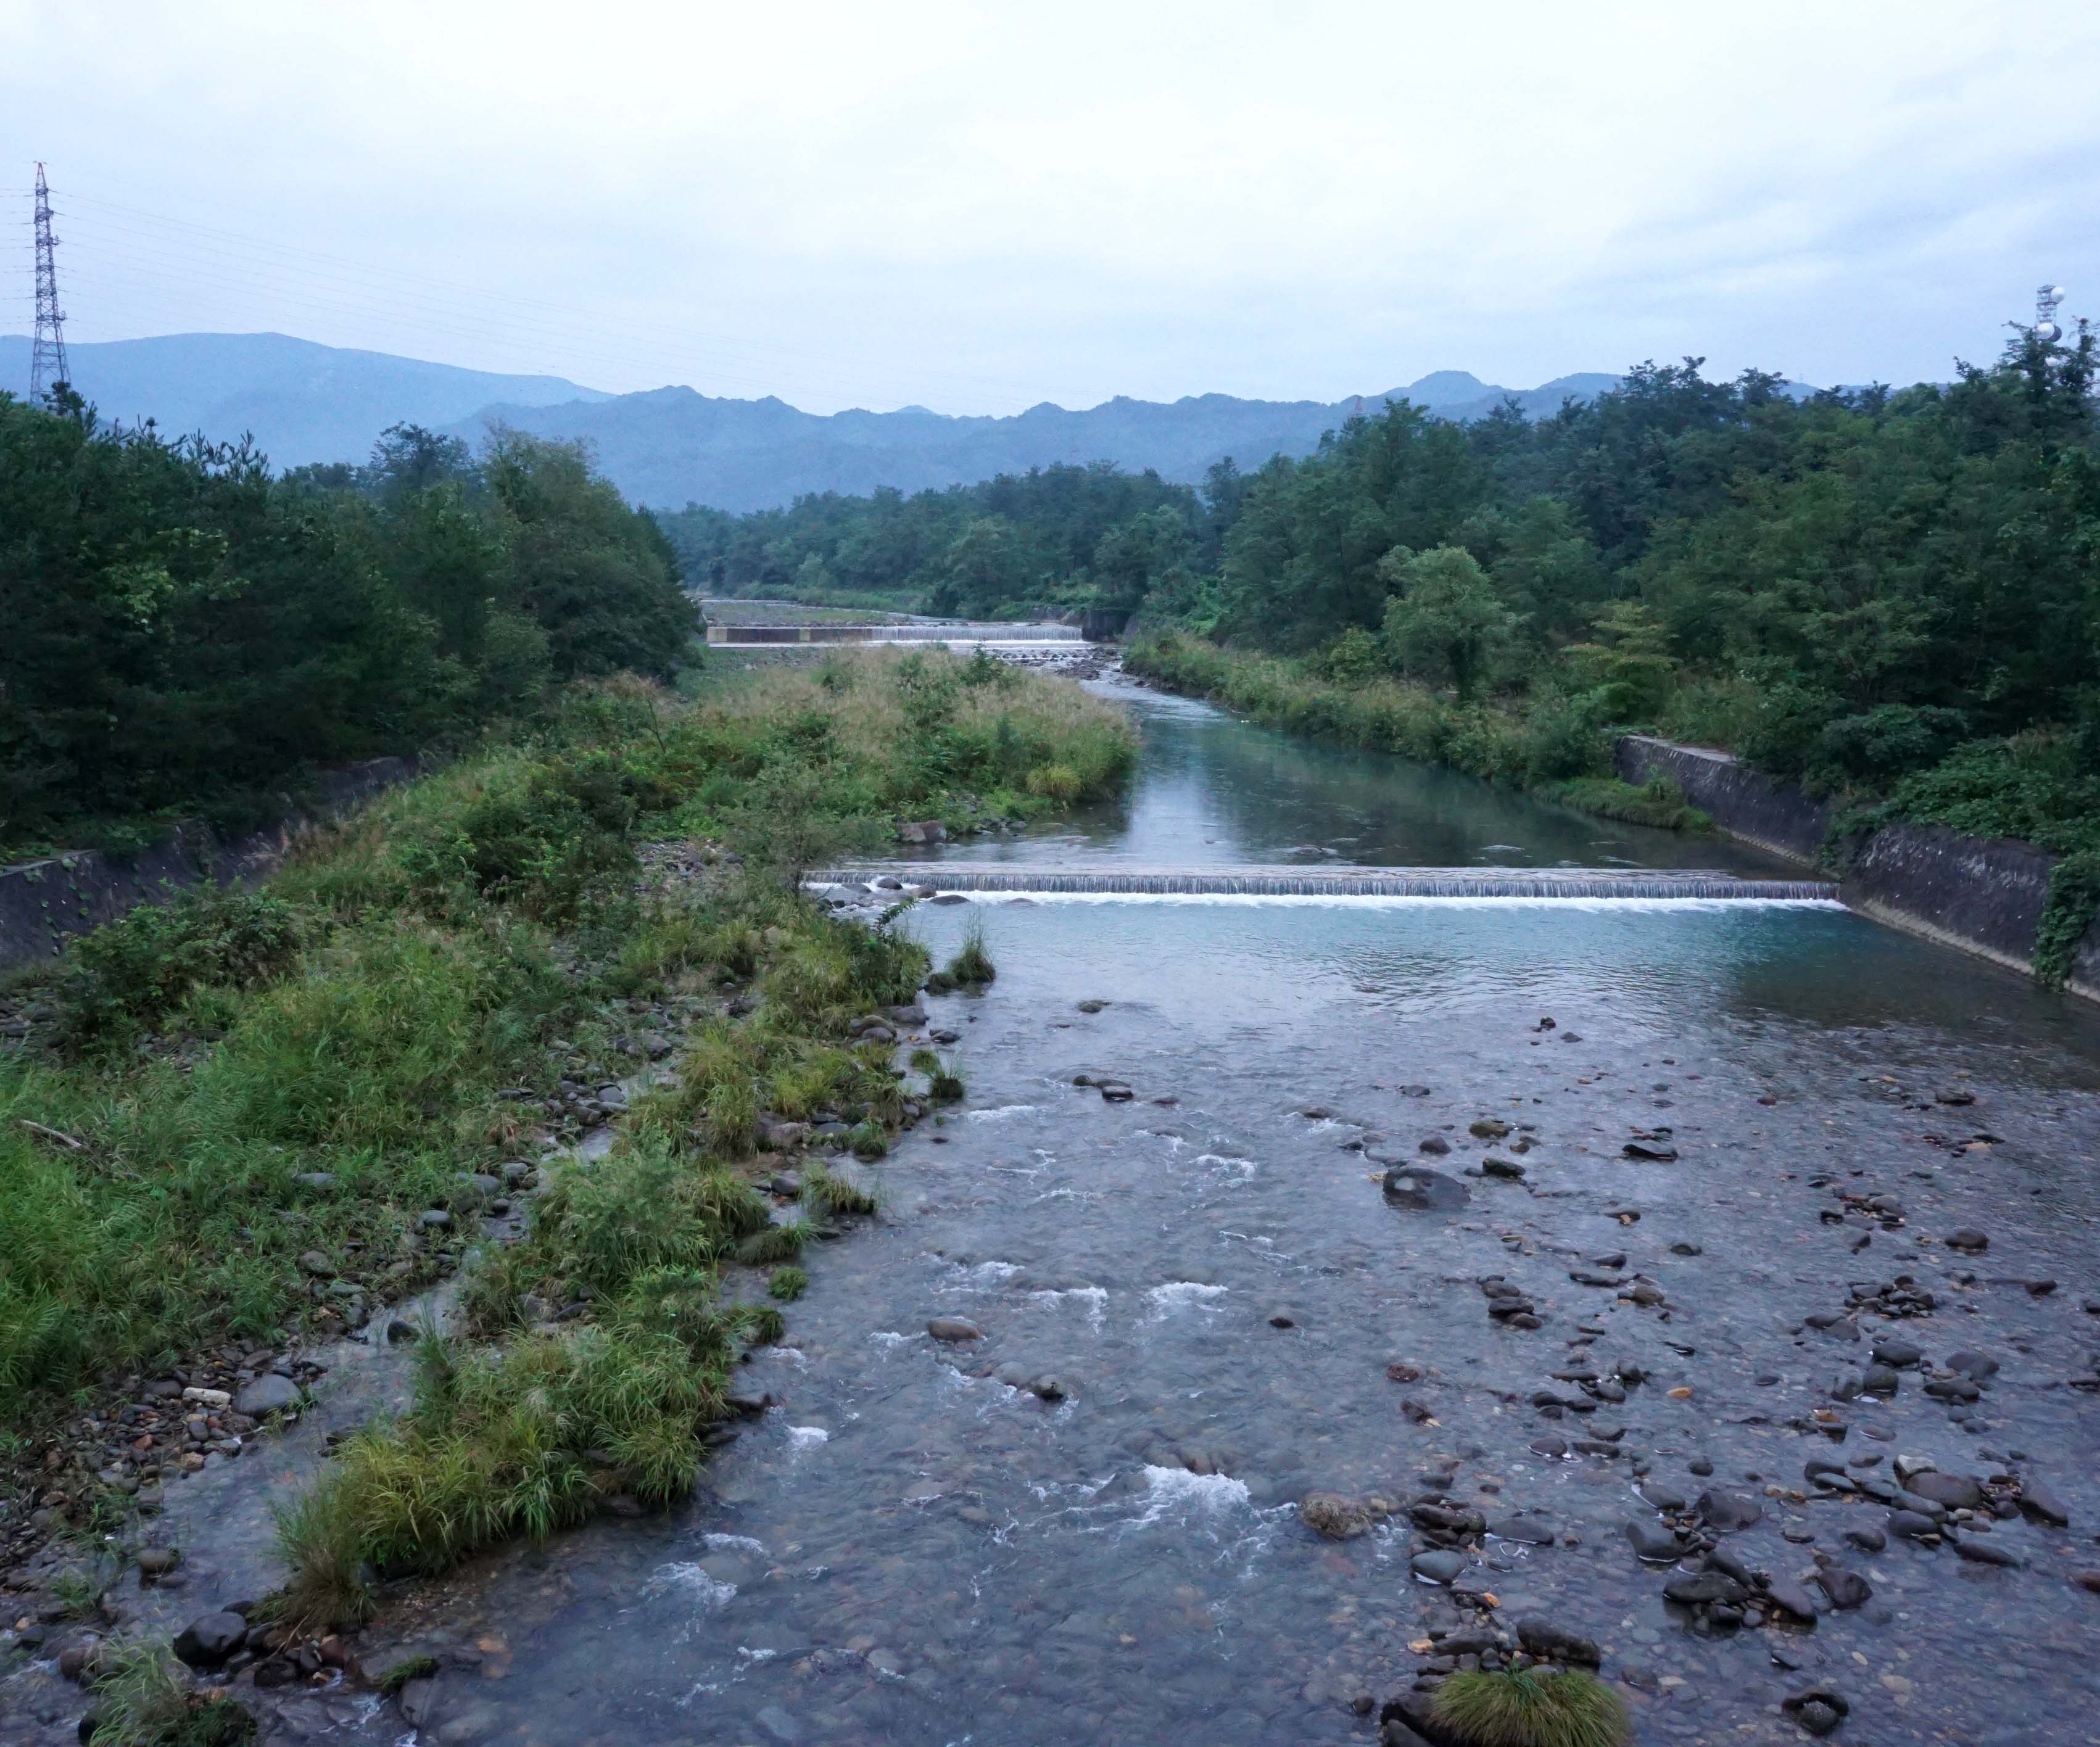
[0,758,416,970]
[1615,735,1832,863]
[1616,734,2100,1001]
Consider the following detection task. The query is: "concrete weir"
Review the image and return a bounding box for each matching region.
[809,866,1840,901]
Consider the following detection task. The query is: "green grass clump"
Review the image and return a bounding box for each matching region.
[1431,1669,1631,1747]
[768,1266,808,1301]
[375,1653,437,1695]
[278,1275,741,1628]
[1547,775,1711,833]
[942,917,996,989]
[737,1220,814,1265]
[803,1163,879,1217]
[87,1643,255,1746]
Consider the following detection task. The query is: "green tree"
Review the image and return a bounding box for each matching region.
[1377,545,1519,701]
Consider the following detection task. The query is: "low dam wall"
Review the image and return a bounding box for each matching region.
[813,867,1837,901]
[0,758,416,970]
[1615,734,2100,999]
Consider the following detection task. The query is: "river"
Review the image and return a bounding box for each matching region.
[127,682,2100,1744]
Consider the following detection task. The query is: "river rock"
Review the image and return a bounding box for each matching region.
[1382,1165,1470,1211]
[1300,1493,1377,1539]
[2019,1479,2070,1527]
[1481,1157,1524,1180]
[1697,1490,1764,1533]
[1410,1549,1468,1585]
[927,1317,983,1343]
[234,1374,301,1417]
[1944,1228,1989,1252]
[1513,1616,1599,1666]
[1416,1134,1450,1156]
[1663,1569,1748,1607]
[1764,1577,1821,1624]
[135,1547,180,1577]
[172,1611,247,1667]
[1623,1139,1679,1161]
[1946,1349,1999,1381]
[1870,1339,1921,1368]
[1816,1566,1872,1609]
[1887,1510,1940,1540]
[1783,1685,1850,1738]
[1951,1532,2023,1567]
[1906,1470,1981,1510]
[1625,1519,1684,1562]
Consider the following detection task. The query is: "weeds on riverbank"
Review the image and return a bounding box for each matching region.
[86,1643,255,1747]
[6,650,1119,1596]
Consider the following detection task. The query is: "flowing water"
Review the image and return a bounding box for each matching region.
[105,684,2100,1745]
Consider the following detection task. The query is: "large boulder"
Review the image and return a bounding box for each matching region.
[1381,1165,1470,1212]
[172,1611,247,1667]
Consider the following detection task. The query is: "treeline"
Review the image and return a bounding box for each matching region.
[1,402,696,853]
[1196,329,2100,813]
[661,461,1218,619]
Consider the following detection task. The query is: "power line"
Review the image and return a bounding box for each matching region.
[30,163,71,402]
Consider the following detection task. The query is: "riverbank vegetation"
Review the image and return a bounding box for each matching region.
[0,650,1125,1620]
[0,397,693,859]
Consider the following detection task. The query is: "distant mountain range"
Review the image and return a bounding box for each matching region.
[3,331,1632,513]
[0,332,610,468]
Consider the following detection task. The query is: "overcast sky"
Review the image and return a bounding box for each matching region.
[6,2,2096,415]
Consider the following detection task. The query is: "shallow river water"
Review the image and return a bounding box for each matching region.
[106,684,2100,1745]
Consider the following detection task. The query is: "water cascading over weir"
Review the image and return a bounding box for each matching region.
[808,867,1841,901]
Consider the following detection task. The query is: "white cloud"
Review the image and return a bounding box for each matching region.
[6,0,2096,411]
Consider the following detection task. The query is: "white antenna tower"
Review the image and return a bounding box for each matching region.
[2035,283,2068,345]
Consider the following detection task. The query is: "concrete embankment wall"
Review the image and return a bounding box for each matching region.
[0,759,416,970]
[1616,733,2100,1000]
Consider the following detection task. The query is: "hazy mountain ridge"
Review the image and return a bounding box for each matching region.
[2,331,1629,511]
[0,332,609,468]
[461,370,1631,511]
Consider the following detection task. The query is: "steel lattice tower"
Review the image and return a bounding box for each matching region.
[30,162,71,405]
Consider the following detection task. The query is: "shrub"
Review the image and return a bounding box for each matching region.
[768,1265,808,1301]
[52,886,307,1049]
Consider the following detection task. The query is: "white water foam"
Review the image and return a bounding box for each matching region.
[701,1533,769,1556]
[968,1104,1040,1120]
[1145,1281,1229,1319]
[933,891,1844,912]
[787,1424,830,1454]
[645,1562,737,1635]
[1031,1285,1109,1329]
[1193,1152,1258,1180]
[1130,1464,1252,1522]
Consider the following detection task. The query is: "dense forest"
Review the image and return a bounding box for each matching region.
[674,326,2100,860]
[661,463,1214,617]
[0,400,696,854]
